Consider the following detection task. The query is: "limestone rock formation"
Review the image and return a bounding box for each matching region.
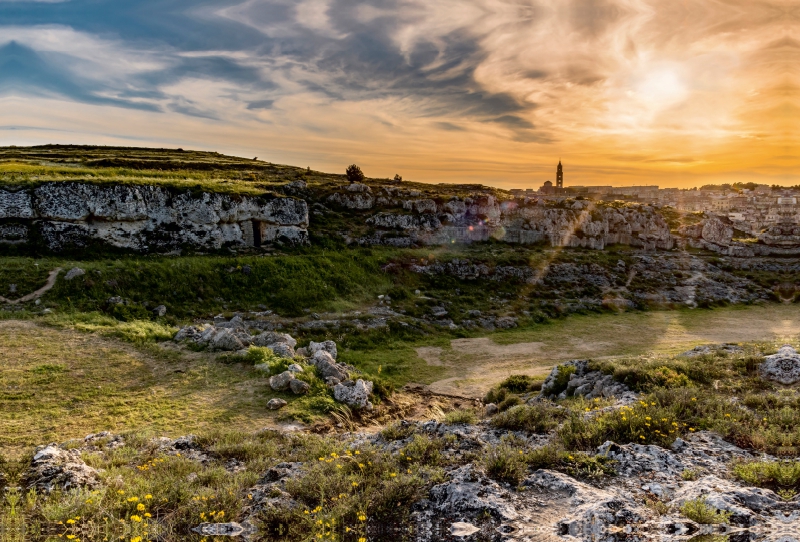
[701,216,734,246]
[312,350,349,381]
[333,379,373,409]
[539,360,633,400]
[269,371,295,391]
[0,183,308,251]
[363,198,673,251]
[308,340,337,359]
[22,444,101,492]
[759,345,800,384]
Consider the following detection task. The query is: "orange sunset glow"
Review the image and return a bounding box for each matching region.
[0,0,796,187]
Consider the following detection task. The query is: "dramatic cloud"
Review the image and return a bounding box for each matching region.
[0,0,797,186]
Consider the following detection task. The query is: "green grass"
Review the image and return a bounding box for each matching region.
[0,321,288,455]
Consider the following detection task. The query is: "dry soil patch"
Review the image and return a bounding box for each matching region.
[423,304,800,397]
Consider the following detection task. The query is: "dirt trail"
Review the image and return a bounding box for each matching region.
[0,267,62,304]
[417,304,800,398]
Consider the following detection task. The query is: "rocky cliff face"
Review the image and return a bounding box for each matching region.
[681,215,800,257]
[326,188,673,250]
[0,183,308,252]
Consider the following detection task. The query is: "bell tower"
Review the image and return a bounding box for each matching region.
[556,160,563,188]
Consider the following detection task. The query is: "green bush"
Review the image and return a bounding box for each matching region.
[498,374,540,393]
[401,435,443,467]
[551,365,576,396]
[680,496,732,524]
[381,422,416,441]
[483,445,528,485]
[732,460,800,494]
[484,387,508,405]
[491,403,568,433]
[497,395,522,412]
[443,409,478,425]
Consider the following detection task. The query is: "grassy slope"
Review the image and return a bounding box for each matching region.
[0,321,283,456]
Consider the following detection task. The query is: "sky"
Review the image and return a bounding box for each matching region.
[0,0,797,188]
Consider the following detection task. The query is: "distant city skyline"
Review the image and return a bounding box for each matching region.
[0,0,796,188]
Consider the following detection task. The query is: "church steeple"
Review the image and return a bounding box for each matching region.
[556,160,563,188]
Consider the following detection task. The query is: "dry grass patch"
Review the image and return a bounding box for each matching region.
[0,321,283,457]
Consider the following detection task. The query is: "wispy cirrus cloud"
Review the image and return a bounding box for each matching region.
[0,0,797,186]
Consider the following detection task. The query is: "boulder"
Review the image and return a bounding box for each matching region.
[425,464,518,520]
[539,360,632,400]
[759,344,800,384]
[701,217,734,246]
[308,340,337,359]
[267,398,287,410]
[269,371,295,391]
[333,379,373,409]
[174,325,203,342]
[289,379,310,395]
[288,364,304,373]
[268,343,296,359]
[152,305,167,317]
[22,445,100,492]
[209,329,246,351]
[312,351,349,381]
[668,475,780,526]
[523,470,650,537]
[495,316,518,329]
[252,331,297,349]
[64,267,85,281]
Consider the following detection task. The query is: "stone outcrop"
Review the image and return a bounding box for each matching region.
[759,344,800,384]
[539,360,633,400]
[683,215,800,257]
[333,379,373,410]
[0,183,308,251]
[22,444,101,492]
[360,197,673,251]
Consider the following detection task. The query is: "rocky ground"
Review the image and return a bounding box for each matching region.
[6,345,800,542]
[7,421,791,542]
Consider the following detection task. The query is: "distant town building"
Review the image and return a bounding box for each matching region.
[556,160,563,188]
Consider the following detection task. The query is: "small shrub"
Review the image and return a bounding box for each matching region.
[401,435,443,466]
[551,365,576,396]
[491,403,568,433]
[483,445,527,485]
[681,468,699,481]
[381,421,415,441]
[679,496,732,524]
[732,460,800,493]
[644,497,669,515]
[484,387,508,405]
[244,347,288,373]
[498,374,537,393]
[524,445,615,479]
[443,409,478,425]
[497,395,522,412]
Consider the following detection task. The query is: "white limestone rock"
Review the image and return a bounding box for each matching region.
[759,344,800,384]
[308,340,337,359]
[333,379,373,409]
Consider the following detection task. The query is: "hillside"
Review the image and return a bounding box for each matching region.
[0,146,798,541]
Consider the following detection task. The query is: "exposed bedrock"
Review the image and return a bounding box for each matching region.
[0,183,308,251]
[349,193,673,250]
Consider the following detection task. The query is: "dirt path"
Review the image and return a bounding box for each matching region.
[0,267,62,304]
[417,304,800,398]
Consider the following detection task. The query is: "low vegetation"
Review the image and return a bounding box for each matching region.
[679,496,732,524]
